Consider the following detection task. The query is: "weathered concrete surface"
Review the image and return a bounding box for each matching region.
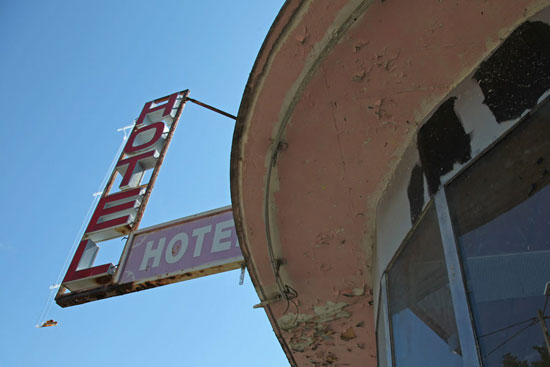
[231,0,549,365]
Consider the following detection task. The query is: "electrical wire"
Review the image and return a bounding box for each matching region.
[478,293,550,359]
[283,299,291,315]
[263,142,294,300]
[282,286,300,316]
[35,127,131,328]
[479,317,538,338]
[291,299,300,326]
[483,319,538,359]
[259,0,372,302]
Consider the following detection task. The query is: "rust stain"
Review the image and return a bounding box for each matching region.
[39,319,58,328]
[340,327,357,341]
[93,275,113,286]
[326,352,338,364]
[56,262,242,308]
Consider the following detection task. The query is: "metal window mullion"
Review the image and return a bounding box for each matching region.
[381,274,393,367]
[435,190,481,367]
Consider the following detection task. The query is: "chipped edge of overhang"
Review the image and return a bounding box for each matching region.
[230,0,377,365]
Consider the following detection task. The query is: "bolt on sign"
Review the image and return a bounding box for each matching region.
[55,90,243,307]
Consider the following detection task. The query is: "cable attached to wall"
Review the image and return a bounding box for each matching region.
[262,139,298,304]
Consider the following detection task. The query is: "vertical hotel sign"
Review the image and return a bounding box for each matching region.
[57,90,190,300]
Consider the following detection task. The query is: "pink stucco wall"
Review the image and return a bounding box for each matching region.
[231,1,549,365]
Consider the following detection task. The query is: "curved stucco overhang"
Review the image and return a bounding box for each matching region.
[230,1,549,365]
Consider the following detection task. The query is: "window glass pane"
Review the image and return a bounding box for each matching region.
[377,299,388,367]
[447,99,550,367]
[388,205,462,367]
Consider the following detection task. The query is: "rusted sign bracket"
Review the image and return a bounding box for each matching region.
[185,97,237,120]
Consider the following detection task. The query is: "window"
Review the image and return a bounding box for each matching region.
[387,205,463,366]
[446,99,550,367]
[377,95,550,367]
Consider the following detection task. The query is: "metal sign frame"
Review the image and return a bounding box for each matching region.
[57,206,243,307]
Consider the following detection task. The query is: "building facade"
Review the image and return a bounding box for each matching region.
[230,1,550,366]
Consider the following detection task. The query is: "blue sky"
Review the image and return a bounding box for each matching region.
[0,1,288,366]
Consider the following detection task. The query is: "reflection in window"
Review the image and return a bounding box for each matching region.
[377,299,388,367]
[447,99,550,366]
[388,205,462,367]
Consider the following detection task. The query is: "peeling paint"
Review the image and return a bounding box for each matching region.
[278,300,352,332]
[313,301,351,323]
[352,70,367,81]
[353,40,369,53]
[320,263,332,272]
[340,327,357,341]
[278,312,314,331]
[290,337,314,352]
[340,287,365,297]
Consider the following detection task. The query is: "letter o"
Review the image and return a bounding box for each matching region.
[125,121,165,154]
[165,233,188,264]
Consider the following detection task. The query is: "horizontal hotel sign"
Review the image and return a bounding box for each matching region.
[118,207,243,285]
[56,207,243,307]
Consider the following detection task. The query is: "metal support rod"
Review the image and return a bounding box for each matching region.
[185,97,237,120]
[252,295,283,309]
[537,309,550,357]
[239,264,246,286]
